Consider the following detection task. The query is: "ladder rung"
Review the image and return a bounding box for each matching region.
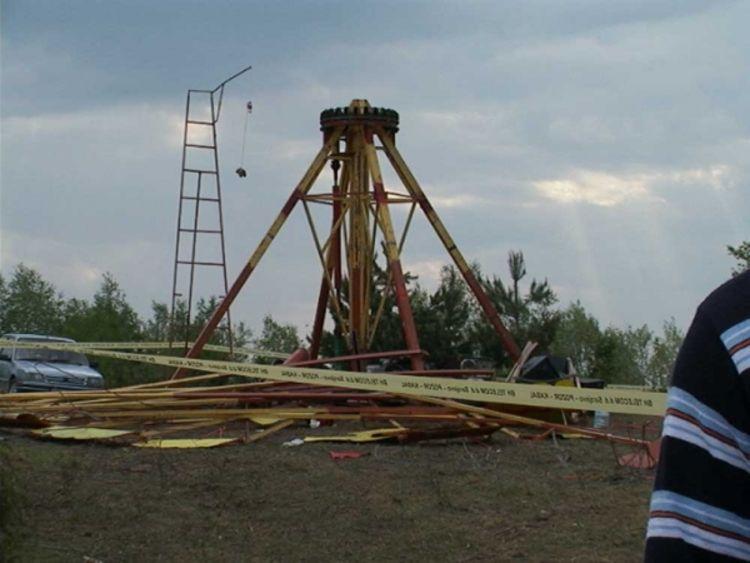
[184,168,217,175]
[176,261,225,266]
[186,143,217,149]
[186,120,214,126]
[179,228,222,234]
[182,196,220,202]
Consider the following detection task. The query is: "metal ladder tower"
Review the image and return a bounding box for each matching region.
[169,65,251,352]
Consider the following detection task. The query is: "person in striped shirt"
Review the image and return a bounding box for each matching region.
[645,269,750,561]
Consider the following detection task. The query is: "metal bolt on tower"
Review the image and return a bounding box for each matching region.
[172,99,519,378]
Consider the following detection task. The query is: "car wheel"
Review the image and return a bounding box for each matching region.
[8,379,18,393]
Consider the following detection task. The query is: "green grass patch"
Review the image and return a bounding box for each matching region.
[0,440,24,559]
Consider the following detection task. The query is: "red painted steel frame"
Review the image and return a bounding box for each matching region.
[309,161,341,359]
[365,129,424,370]
[172,100,520,379]
[375,127,521,361]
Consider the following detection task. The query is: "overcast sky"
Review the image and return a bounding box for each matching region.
[1,0,748,339]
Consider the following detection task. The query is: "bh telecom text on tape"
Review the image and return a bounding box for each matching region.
[0,339,289,358]
[0,340,666,416]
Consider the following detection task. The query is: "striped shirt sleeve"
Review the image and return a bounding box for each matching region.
[645,272,750,562]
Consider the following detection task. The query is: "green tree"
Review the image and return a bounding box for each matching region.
[0,274,7,333]
[590,325,654,385]
[254,315,301,363]
[550,301,602,376]
[65,273,141,342]
[145,297,252,360]
[620,325,653,383]
[472,252,560,366]
[418,265,473,368]
[1,264,63,334]
[143,301,171,342]
[409,283,437,355]
[646,318,684,389]
[60,298,91,339]
[192,296,252,349]
[506,251,527,332]
[553,302,681,387]
[727,241,750,275]
[66,274,144,386]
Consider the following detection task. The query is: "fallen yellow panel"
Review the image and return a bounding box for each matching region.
[304,428,404,444]
[33,426,135,440]
[134,438,238,449]
[248,416,283,426]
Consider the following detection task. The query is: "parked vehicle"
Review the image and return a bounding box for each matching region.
[0,334,105,393]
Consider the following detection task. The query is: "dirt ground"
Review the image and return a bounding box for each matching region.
[1,424,655,562]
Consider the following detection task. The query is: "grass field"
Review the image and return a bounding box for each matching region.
[1,424,655,562]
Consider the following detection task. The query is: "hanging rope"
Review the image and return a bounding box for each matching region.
[236,100,252,178]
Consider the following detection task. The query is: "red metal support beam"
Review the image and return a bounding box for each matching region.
[364,129,425,370]
[376,128,521,362]
[310,160,343,359]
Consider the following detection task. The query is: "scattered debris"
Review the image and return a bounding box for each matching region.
[617,438,661,469]
[0,365,660,466]
[282,438,305,448]
[32,427,135,441]
[329,450,369,460]
[305,428,405,444]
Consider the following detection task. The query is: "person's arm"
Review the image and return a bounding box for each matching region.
[645,306,750,562]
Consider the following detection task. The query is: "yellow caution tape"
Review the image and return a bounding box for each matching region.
[0,339,289,359]
[134,438,239,448]
[0,340,667,417]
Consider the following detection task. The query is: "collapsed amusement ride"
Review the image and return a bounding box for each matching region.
[0,67,664,464]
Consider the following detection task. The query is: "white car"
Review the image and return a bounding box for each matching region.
[0,334,105,392]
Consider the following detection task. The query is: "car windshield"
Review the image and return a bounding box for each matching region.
[14,342,89,366]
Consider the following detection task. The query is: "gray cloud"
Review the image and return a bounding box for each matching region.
[2,0,747,337]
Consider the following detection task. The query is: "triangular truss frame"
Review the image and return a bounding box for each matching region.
[173,99,519,378]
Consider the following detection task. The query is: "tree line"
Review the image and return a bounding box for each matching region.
[316,252,683,389]
[0,266,298,386]
[0,242,746,388]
